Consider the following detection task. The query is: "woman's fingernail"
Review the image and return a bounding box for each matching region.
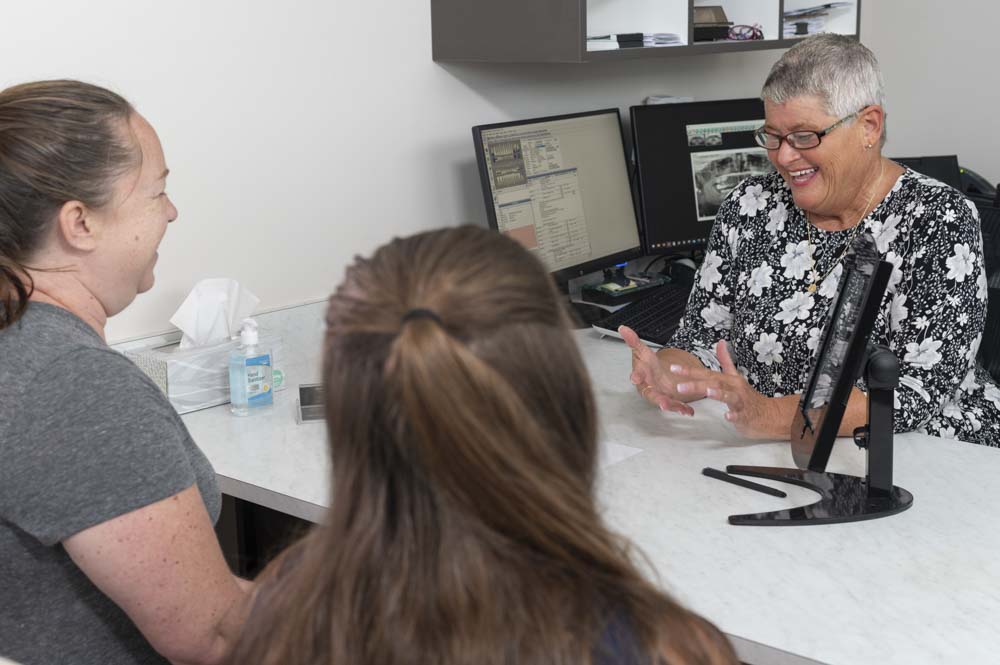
[706,388,719,398]
[670,364,683,373]
[677,383,691,393]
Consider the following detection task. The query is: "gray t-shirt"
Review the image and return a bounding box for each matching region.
[0,303,221,664]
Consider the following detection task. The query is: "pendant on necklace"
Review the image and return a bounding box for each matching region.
[807,270,820,293]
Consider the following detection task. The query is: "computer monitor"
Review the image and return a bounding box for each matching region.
[893,154,962,190]
[791,233,892,472]
[724,233,913,526]
[472,109,642,289]
[630,98,775,252]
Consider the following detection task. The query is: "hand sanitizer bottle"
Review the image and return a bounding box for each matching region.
[229,318,274,416]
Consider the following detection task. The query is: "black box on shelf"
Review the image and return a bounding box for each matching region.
[693,5,733,42]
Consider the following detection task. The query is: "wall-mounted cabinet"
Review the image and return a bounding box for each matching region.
[431,0,860,63]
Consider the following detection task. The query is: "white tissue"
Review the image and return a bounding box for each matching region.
[170,278,260,349]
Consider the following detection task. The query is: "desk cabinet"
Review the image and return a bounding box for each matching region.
[431,0,861,63]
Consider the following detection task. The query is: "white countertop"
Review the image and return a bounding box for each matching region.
[580,330,1000,665]
[183,324,1000,665]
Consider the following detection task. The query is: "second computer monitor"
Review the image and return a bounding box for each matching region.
[893,155,962,191]
[472,109,642,288]
[631,98,774,252]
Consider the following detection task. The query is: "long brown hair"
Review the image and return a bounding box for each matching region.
[229,226,736,665]
[0,79,137,328]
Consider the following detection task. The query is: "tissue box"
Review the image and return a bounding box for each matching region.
[125,335,286,415]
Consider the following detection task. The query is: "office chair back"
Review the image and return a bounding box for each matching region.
[976,203,1000,383]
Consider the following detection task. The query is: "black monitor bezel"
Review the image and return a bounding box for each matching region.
[630,98,769,254]
[471,108,643,288]
[892,155,962,191]
[791,234,893,472]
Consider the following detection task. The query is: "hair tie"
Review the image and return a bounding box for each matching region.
[401,308,442,326]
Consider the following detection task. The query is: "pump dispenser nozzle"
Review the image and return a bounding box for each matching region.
[239,318,259,347]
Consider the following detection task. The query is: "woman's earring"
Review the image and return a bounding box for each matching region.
[865,143,873,150]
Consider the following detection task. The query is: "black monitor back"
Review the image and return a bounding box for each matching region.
[792,234,892,471]
[631,98,773,253]
[977,203,1000,383]
[893,154,962,190]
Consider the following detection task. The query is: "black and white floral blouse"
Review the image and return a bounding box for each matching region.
[673,169,1000,446]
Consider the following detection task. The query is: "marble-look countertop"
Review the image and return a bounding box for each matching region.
[180,300,329,521]
[181,320,1000,665]
[582,330,1000,665]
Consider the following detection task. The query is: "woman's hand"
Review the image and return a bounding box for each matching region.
[671,339,794,439]
[620,325,695,416]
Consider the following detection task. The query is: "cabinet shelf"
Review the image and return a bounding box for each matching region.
[582,38,813,62]
[431,0,860,64]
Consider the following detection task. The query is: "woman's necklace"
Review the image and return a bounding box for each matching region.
[805,159,885,294]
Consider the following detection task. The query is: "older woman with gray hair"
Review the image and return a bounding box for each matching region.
[624,33,1000,446]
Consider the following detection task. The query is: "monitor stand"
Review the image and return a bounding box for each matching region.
[725,345,914,526]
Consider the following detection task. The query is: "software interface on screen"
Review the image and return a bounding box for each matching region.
[474,111,640,275]
[631,99,775,251]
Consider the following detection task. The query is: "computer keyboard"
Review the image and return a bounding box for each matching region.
[591,282,692,347]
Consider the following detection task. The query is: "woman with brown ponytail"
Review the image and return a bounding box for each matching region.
[0,80,251,664]
[227,226,737,665]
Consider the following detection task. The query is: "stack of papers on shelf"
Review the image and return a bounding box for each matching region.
[783,1,853,19]
[586,33,682,51]
[644,33,682,46]
[643,95,695,105]
[782,2,853,38]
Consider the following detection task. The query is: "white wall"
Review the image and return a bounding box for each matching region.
[1,1,988,342]
[861,0,999,183]
[1,1,785,341]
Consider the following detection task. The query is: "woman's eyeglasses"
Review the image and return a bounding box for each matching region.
[753,111,861,150]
